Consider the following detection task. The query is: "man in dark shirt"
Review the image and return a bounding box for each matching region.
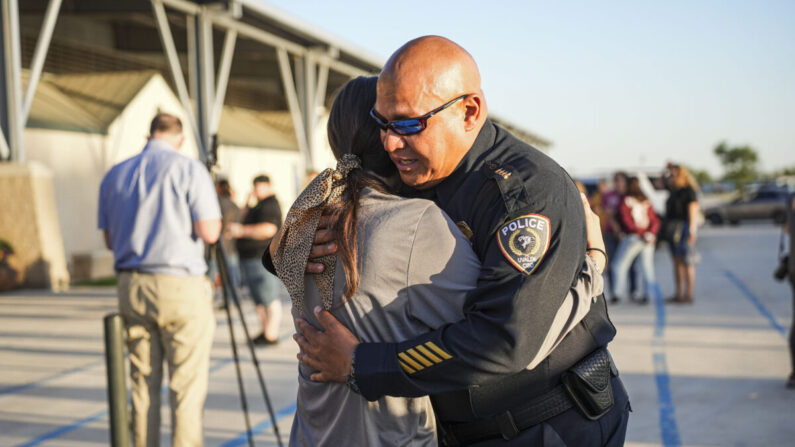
[228,174,283,345]
[269,36,629,445]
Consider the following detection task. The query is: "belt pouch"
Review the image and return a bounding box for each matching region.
[561,349,614,420]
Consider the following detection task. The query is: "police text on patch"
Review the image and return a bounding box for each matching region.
[500,216,546,236]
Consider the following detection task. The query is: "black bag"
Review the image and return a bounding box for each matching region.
[659,219,684,245]
[561,349,615,420]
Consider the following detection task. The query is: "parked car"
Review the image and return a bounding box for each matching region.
[704,187,790,225]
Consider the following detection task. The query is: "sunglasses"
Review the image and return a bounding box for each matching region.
[369,94,470,136]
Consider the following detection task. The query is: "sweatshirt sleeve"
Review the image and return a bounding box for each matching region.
[404,203,481,330]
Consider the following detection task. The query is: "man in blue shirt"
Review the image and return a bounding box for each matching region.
[98,113,221,447]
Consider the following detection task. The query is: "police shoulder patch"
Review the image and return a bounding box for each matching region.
[496,213,551,274]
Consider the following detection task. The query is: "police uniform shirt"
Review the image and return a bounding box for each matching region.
[354,120,590,400]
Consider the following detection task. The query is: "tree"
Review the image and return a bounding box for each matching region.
[713,142,759,191]
[686,166,712,186]
[771,165,795,177]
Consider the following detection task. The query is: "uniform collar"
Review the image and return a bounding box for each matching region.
[430,119,497,207]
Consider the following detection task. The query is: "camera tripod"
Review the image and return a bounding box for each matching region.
[213,235,284,447]
[206,132,283,446]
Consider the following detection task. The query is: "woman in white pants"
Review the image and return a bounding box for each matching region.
[613,177,660,303]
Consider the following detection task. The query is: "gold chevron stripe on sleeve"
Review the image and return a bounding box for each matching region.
[398,360,416,374]
[415,345,443,363]
[398,352,424,371]
[406,348,434,367]
[424,341,452,360]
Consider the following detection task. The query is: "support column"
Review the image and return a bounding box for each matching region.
[194,12,215,161]
[1,0,24,162]
[151,0,204,159]
[277,48,311,170]
[302,52,316,172]
[186,15,198,112]
[210,29,236,135]
[22,0,62,122]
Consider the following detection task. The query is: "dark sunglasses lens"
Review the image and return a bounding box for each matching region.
[392,120,424,135]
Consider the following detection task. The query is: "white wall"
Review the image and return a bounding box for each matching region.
[216,145,303,216]
[24,129,107,261]
[25,74,201,270]
[103,75,199,169]
[311,113,337,172]
[23,72,318,277]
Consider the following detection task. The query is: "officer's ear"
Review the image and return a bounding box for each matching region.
[462,93,485,132]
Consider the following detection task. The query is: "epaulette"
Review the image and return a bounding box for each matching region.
[480,160,527,214]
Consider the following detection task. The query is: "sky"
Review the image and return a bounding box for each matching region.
[264,0,795,178]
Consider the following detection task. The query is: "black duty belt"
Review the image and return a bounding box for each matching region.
[438,383,573,446]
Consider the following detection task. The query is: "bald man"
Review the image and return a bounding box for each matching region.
[274,36,629,446]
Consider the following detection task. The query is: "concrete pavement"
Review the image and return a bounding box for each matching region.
[1,223,793,446]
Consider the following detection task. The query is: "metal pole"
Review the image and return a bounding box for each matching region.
[276,48,311,171]
[22,0,62,122]
[0,127,9,161]
[150,0,205,160]
[302,53,316,172]
[210,29,236,135]
[186,15,198,114]
[104,313,131,447]
[1,0,24,162]
[313,59,329,116]
[195,11,214,159]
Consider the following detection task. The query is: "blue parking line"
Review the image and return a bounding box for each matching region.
[724,270,787,337]
[0,360,104,397]
[15,357,235,447]
[0,315,236,399]
[651,283,681,447]
[14,410,109,447]
[653,283,666,338]
[653,352,681,447]
[220,401,297,447]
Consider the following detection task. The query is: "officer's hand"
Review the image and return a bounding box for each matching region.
[294,306,359,383]
[306,215,338,273]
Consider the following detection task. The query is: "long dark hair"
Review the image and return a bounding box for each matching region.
[626,177,648,201]
[325,76,398,299]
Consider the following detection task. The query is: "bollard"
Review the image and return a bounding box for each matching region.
[104,313,130,447]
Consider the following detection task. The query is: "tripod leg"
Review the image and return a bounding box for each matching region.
[217,243,255,447]
[217,241,284,447]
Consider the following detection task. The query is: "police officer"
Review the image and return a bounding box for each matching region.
[277,36,629,445]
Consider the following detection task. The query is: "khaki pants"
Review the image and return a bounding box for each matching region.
[118,272,215,447]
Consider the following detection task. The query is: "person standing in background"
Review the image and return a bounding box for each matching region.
[602,171,630,303]
[98,113,221,446]
[228,175,283,345]
[612,177,660,304]
[210,179,241,300]
[664,164,700,304]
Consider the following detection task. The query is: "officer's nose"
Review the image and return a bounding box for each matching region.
[381,129,406,153]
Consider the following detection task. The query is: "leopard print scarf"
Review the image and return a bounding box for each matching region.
[273,154,361,315]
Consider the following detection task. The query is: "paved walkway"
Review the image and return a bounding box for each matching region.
[1,223,793,446]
